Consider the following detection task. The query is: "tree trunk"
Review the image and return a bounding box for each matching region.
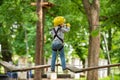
[1,43,12,62]
[0,37,12,73]
[0,24,12,62]
[82,0,100,80]
[0,34,12,62]
[34,0,45,80]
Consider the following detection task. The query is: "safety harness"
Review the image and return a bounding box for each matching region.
[52,27,64,51]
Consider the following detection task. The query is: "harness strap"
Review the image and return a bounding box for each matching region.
[52,27,64,51]
[52,46,63,51]
[53,27,64,43]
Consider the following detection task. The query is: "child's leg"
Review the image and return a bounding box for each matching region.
[59,48,66,70]
[51,50,57,72]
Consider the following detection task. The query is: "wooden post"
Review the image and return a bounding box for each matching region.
[31,1,54,80]
[34,0,44,80]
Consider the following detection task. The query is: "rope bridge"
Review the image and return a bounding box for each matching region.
[0,61,120,73]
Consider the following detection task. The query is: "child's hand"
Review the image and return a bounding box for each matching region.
[66,23,71,27]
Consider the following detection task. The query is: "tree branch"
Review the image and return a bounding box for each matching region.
[82,0,91,15]
[71,0,85,14]
[82,0,91,9]
[100,13,120,21]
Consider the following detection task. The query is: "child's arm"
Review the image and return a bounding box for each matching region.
[61,26,70,32]
[61,23,70,32]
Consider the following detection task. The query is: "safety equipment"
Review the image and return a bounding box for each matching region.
[52,27,64,51]
[53,27,63,43]
[53,16,66,27]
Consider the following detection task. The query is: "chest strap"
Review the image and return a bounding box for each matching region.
[53,27,64,43]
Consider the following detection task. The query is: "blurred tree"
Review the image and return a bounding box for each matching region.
[82,0,100,80]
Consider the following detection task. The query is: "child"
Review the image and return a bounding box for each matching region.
[50,16,70,72]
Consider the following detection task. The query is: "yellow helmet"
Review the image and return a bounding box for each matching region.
[53,16,66,27]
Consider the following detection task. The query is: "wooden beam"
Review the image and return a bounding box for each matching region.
[31,2,54,8]
[66,63,120,73]
[0,61,60,72]
[0,61,18,71]
[1,61,119,73]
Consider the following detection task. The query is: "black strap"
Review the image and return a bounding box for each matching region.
[52,45,64,51]
[58,45,63,51]
[53,27,64,43]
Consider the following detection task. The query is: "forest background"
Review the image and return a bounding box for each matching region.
[0,0,120,72]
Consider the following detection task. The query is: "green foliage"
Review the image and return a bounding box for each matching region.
[74,74,120,80]
[110,29,120,63]
[0,0,36,61]
[0,0,120,64]
[91,28,100,37]
[99,74,120,80]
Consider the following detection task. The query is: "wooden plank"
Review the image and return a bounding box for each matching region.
[31,2,54,7]
[1,61,119,73]
[66,64,80,73]
[0,61,18,71]
[66,63,120,73]
[0,61,60,72]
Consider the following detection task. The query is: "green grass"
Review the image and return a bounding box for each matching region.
[100,74,120,80]
[99,76,110,80]
[73,74,120,80]
[99,75,120,80]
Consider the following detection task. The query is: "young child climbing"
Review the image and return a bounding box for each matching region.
[50,16,71,72]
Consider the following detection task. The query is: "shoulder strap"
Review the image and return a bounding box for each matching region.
[53,27,63,43]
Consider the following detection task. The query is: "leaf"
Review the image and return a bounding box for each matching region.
[91,29,99,37]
